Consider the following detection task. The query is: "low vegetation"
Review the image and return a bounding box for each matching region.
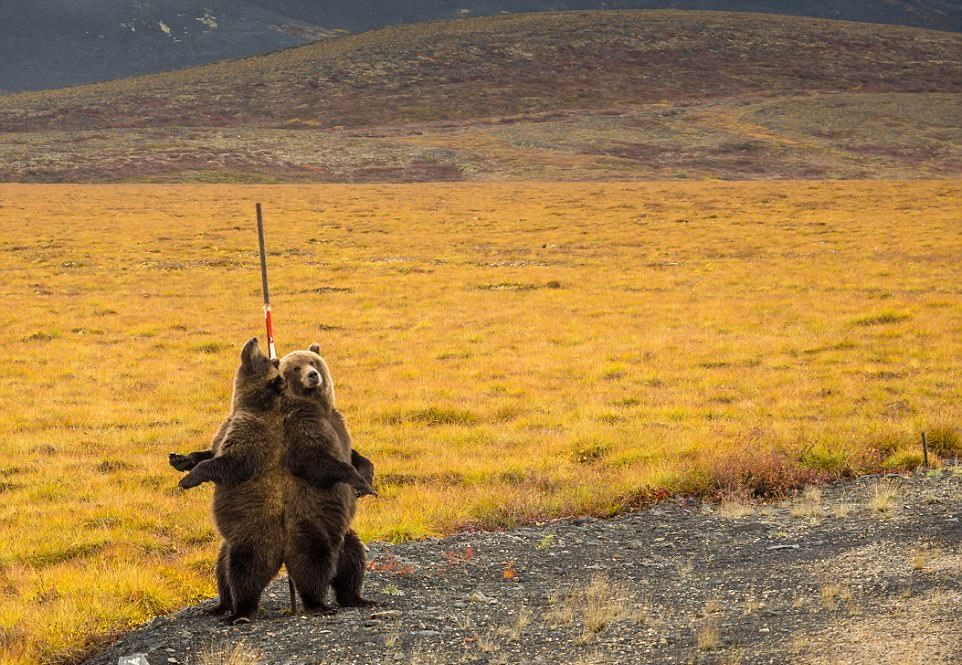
[0,180,960,662]
[197,641,262,665]
[869,481,901,514]
[0,11,959,182]
[547,573,640,642]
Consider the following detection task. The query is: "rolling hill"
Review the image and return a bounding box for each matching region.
[2,1,960,92]
[247,1,962,33]
[0,10,959,182]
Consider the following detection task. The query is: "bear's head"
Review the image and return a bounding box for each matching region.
[278,344,335,410]
[231,337,284,412]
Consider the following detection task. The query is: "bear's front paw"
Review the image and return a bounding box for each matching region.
[352,481,377,498]
[169,453,196,472]
[179,473,204,490]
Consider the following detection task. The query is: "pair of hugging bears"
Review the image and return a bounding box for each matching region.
[168,337,377,625]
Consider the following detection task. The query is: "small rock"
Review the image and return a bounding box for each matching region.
[413,630,441,638]
[370,610,401,620]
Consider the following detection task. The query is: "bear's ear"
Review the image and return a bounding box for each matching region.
[240,337,264,367]
[309,343,321,355]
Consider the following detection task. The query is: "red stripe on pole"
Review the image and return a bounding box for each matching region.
[265,308,277,360]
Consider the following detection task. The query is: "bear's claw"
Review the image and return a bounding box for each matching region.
[169,453,196,472]
[341,597,377,608]
[353,483,377,498]
[206,602,231,616]
[179,473,203,490]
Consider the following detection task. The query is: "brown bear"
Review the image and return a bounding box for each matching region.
[278,344,375,611]
[175,337,288,624]
[172,340,375,620]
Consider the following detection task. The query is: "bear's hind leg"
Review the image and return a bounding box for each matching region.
[224,542,282,625]
[206,541,232,615]
[287,526,340,615]
[332,529,375,608]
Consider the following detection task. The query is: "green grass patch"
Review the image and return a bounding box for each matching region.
[853,310,911,326]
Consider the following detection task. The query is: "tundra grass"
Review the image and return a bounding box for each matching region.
[0,181,960,663]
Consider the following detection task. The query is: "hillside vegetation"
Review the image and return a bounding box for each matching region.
[0,10,959,182]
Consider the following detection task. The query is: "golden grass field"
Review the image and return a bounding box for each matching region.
[1,181,961,664]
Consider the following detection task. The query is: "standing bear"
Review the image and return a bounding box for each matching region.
[172,340,375,621]
[174,337,289,624]
[278,344,376,611]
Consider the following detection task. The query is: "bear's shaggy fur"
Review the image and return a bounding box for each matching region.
[176,337,288,624]
[278,345,375,610]
[171,340,375,620]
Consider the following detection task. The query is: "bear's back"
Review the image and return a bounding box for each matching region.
[211,409,288,544]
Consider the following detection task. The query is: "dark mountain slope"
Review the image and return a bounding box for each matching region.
[1,1,960,92]
[0,0,329,92]
[250,0,962,34]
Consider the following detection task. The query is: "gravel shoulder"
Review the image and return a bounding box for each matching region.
[84,471,962,665]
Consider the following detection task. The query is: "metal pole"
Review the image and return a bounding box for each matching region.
[256,203,294,612]
[256,203,277,360]
[921,431,929,469]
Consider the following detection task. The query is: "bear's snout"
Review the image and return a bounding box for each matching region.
[304,368,321,388]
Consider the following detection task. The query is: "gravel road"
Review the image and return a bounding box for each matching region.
[84,471,962,665]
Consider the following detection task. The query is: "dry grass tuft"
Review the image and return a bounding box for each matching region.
[696,619,722,650]
[718,496,756,519]
[384,621,402,649]
[909,545,944,572]
[869,481,900,514]
[743,596,765,616]
[831,501,856,519]
[548,573,638,641]
[721,649,747,665]
[819,583,853,612]
[475,632,499,654]
[197,641,262,665]
[791,486,823,521]
[495,606,532,641]
[573,652,604,665]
